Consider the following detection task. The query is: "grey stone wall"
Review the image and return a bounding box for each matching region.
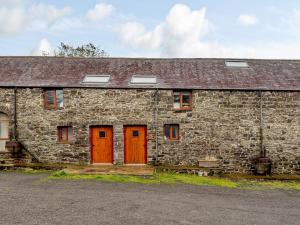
[0,87,299,174]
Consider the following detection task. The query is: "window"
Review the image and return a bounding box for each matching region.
[0,113,9,151]
[44,89,63,110]
[225,60,248,68]
[164,124,179,140]
[131,75,157,84]
[99,131,106,138]
[82,75,111,83]
[57,126,73,144]
[132,130,139,137]
[173,90,192,110]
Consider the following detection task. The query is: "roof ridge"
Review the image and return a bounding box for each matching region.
[0,56,300,61]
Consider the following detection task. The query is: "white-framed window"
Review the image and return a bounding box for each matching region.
[225,60,248,68]
[131,75,157,84]
[0,113,9,151]
[82,75,111,83]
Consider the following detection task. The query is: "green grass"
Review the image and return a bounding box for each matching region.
[1,168,51,174]
[48,170,300,190]
[2,169,298,190]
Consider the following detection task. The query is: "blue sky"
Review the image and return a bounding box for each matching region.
[1,0,300,58]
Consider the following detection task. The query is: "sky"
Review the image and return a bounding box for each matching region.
[1,0,300,59]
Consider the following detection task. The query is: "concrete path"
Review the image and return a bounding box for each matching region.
[0,172,299,225]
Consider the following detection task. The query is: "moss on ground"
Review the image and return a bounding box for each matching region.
[49,170,300,190]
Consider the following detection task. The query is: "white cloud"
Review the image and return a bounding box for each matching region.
[29,3,72,26]
[0,1,73,36]
[119,4,300,59]
[31,38,53,56]
[0,5,26,35]
[237,14,258,26]
[86,3,113,23]
[50,18,84,31]
[0,0,27,35]
[120,22,162,49]
[119,4,228,57]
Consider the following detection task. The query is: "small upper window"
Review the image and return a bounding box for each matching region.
[173,90,192,110]
[82,75,111,83]
[164,124,179,140]
[57,126,73,144]
[132,130,139,137]
[99,131,106,138]
[44,89,63,111]
[131,75,157,84]
[225,60,248,68]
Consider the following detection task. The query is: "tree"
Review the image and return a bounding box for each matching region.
[54,42,108,58]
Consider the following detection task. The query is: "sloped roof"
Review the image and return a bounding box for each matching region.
[0,56,299,90]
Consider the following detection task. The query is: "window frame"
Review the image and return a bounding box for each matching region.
[82,75,111,84]
[0,113,9,141]
[130,75,157,85]
[173,90,192,111]
[57,126,72,144]
[44,89,63,111]
[164,124,180,141]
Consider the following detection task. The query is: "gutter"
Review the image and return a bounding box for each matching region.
[154,88,159,163]
[13,87,17,140]
[0,85,299,92]
[259,90,265,157]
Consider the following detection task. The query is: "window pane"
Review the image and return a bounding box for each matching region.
[61,128,67,142]
[173,92,180,109]
[182,93,190,108]
[172,125,178,139]
[45,90,55,108]
[58,127,69,143]
[99,131,106,138]
[131,76,157,84]
[83,75,110,83]
[1,122,8,138]
[0,114,9,139]
[68,127,73,142]
[56,90,63,109]
[225,61,248,68]
[164,125,170,138]
[132,130,139,137]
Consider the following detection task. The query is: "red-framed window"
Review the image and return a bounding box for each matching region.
[164,124,179,140]
[44,89,63,111]
[173,90,192,110]
[57,126,73,144]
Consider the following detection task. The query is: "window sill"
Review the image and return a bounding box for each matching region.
[44,108,64,111]
[173,109,192,112]
[164,139,181,143]
[57,142,74,145]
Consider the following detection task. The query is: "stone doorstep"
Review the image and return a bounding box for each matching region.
[64,165,154,176]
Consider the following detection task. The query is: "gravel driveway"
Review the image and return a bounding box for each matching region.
[0,172,299,225]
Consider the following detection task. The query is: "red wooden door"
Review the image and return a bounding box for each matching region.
[91,126,113,164]
[124,126,147,164]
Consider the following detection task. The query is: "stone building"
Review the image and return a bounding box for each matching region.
[0,57,299,174]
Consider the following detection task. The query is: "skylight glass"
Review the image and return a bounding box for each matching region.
[225,60,248,68]
[82,75,111,83]
[131,75,157,84]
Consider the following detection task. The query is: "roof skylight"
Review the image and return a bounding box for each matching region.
[131,75,157,84]
[225,60,249,68]
[82,75,111,83]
